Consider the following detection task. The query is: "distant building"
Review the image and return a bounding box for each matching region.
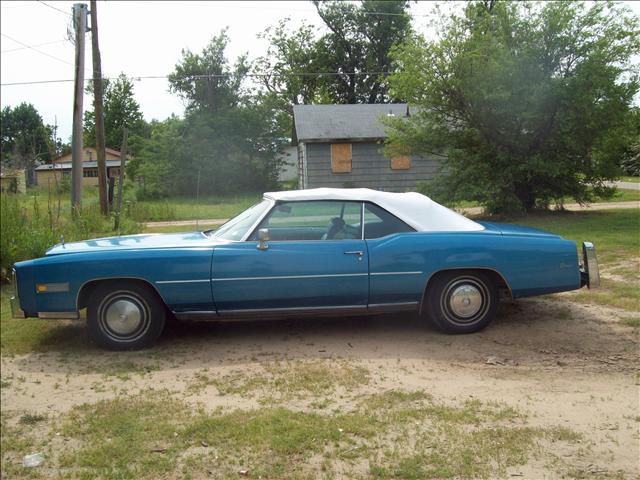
[35,147,126,188]
[293,104,440,192]
[0,168,27,193]
[277,145,299,183]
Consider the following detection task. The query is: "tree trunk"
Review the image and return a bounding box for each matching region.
[514,182,536,212]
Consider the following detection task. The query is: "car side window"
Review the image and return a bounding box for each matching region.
[363,203,415,239]
[251,201,362,241]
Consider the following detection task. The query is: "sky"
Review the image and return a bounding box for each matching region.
[1,0,639,143]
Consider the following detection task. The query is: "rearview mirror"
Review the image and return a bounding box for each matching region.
[257,228,269,250]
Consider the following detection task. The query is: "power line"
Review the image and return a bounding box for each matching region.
[1,38,67,53]
[0,71,397,87]
[37,0,72,17]
[0,33,73,66]
[153,1,424,17]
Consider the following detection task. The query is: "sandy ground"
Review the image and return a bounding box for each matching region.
[1,293,638,478]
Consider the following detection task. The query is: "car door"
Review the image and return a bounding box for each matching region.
[211,200,369,313]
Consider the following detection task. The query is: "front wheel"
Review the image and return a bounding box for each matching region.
[424,270,497,334]
[87,282,166,350]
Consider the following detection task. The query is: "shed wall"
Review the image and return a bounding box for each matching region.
[304,142,439,192]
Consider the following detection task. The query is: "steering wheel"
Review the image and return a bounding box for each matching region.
[326,217,346,239]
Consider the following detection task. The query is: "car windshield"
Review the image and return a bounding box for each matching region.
[206,199,271,241]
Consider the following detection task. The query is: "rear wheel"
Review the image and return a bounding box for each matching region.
[87,282,166,350]
[424,270,497,334]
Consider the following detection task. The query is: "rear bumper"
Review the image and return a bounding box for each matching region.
[580,242,600,289]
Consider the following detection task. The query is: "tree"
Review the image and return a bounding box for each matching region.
[168,29,249,113]
[313,0,411,104]
[134,30,285,198]
[84,74,147,153]
[0,103,54,184]
[387,1,640,213]
[253,19,326,138]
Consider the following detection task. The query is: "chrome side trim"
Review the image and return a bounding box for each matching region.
[368,302,419,313]
[211,273,369,282]
[220,304,365,314]
[76,276,168,312]
[155,279,210,284]
[241,198,276,242]
[38,311,80,320]
[217,304,367,319]
[368,302,419,308]
[371,271,423,276]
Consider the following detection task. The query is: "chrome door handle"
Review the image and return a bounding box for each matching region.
[344,250,364,256]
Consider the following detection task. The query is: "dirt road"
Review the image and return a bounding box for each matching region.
[1,292,638,478]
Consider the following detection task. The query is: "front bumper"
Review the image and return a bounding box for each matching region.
[10,268,25,319]
[580,241,600,289]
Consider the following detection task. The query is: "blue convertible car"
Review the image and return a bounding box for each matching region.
[11,188,599,350]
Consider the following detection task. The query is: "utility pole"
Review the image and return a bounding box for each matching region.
[114,128,127,231]
[89,0,108,215]
[71,3,88,211]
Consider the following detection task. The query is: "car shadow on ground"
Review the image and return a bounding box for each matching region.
[11,297,637,375]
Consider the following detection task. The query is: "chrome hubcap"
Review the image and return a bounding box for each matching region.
[104,299,143,336]
[448,284,483,318]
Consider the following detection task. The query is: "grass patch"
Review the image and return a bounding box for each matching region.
[502,209,639,264]
[97,360,160,380]
[3,389,578,479]
[570,277,640,312]
[1,285,87,356]
[621,317,640,328]
[595,188,640,202]
[1,411,48,478]
[129,194,258,222]
[189,359,370,401]
[59,393,189,480]
[18,413,47,425]
[620,176,640,183]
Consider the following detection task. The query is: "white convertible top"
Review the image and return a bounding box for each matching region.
[264,188,484,232]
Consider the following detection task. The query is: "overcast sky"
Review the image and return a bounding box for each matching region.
[1,1,638,143]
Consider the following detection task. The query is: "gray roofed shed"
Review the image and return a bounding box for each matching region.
[293,104,409,144]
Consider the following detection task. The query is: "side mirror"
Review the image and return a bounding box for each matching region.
[257,228,269,250]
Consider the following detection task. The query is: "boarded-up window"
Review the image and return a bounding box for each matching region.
[331,143,352,173]
[391,155,411,170]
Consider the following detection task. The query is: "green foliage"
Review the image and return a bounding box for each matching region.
[254,1,412,132]
[168,29,249,113]
[83,74,148,153]
[134,31,286,197]
[0,103,54,175]
[0,192,140,281]
[313,0,412,103]
[618,109,640,175]
[387,1,640,213]
[56,174,71,194]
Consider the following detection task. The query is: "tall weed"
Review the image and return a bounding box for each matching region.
[0,193,140,281]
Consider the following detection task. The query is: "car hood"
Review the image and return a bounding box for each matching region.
[479,222,561,238]
[45,231,219,255]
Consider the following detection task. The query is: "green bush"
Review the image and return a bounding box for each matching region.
[56,175,71,194]
[0,192,140,282]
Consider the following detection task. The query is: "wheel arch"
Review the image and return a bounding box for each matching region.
[419,268,512,315]
[77,277,166,311]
